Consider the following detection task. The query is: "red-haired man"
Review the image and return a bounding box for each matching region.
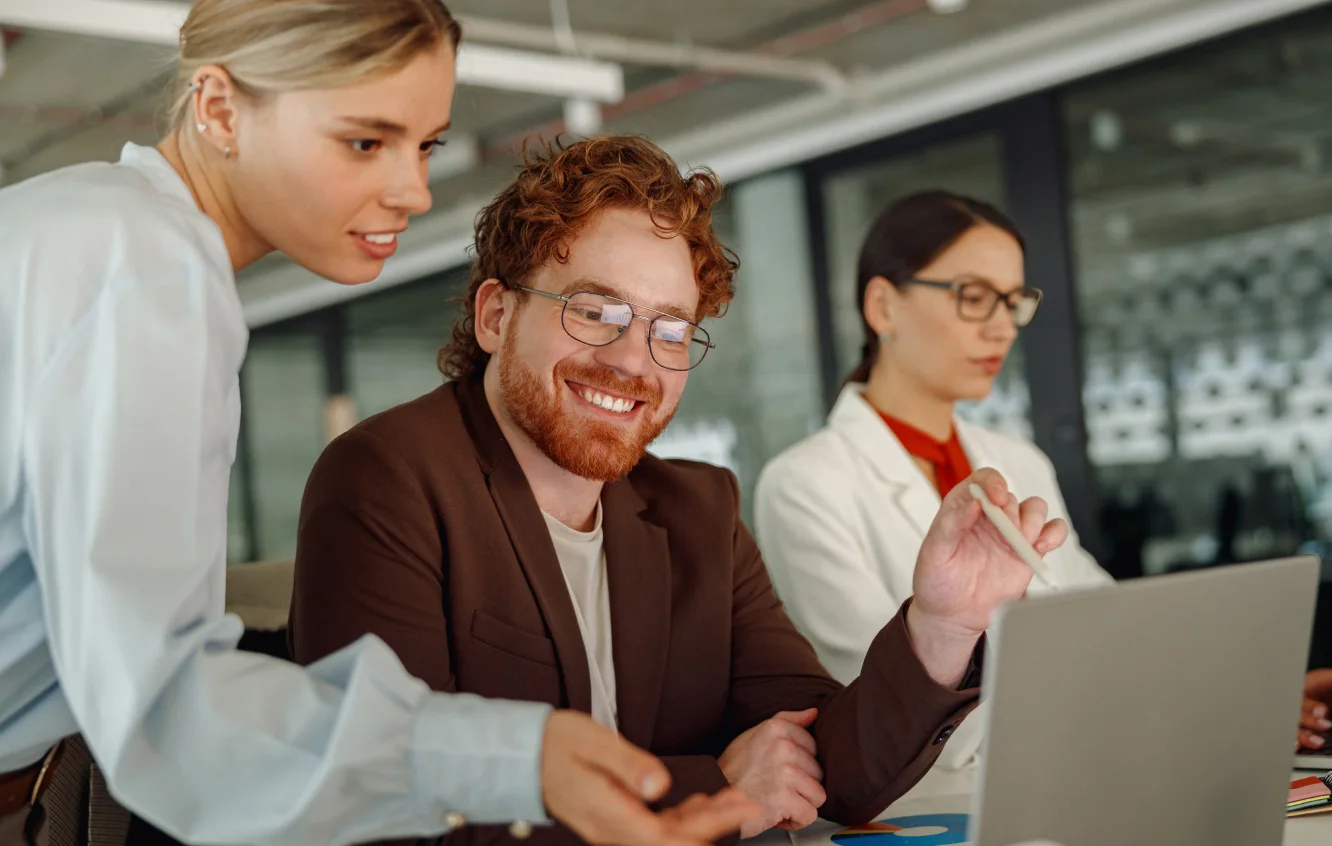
[288,136,1070,846]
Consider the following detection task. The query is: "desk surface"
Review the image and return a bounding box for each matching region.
[774,765,1330,846]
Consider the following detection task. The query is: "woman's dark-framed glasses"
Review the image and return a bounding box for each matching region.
[899,277,1043,327]
[514,286,715,372]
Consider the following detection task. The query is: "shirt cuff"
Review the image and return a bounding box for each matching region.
[958,634,986,692]
[411,692,553,828]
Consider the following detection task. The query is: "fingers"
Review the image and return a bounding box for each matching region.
[567,765,668,846]
[1307,669,1332,701]
[581,721,671,801]
[780,737,823,781]
[971,468,1018,521]
[775,786,821,829]
[659,789,762,846]
[1298,729,1326,751]
[933,484,983,547]
[1016,496,1049,545]
[785,767,827,810]
[1033,518,1070,556]
[543,711,683,846]
[768,718,817,758]
[772,708,818,728]
[1301,697,1332,733]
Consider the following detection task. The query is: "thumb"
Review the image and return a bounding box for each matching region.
[588,728,673,801]
[772,708,818,727]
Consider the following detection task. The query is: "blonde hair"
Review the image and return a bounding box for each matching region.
[169,0,461,129]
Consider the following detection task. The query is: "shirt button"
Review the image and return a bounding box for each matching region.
[934,725,956,745]
[444,812,467,830]
[509,820,533,839]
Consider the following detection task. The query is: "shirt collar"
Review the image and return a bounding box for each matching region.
[116,142,199,210]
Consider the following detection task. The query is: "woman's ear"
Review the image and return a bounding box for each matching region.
[191,65,243,158]
[863,275,897,339]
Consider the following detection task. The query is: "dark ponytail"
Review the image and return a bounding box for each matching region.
[845,190,1024,384]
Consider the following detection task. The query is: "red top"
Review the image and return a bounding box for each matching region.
[878,412,974,498]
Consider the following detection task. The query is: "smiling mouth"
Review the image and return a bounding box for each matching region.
[567,381,643,415]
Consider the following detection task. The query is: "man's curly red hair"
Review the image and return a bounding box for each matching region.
[438,135,738,381]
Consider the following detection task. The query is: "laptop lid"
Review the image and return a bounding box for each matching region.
[972,556,1319,846]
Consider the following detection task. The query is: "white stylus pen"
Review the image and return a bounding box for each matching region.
[968,483,1060,590]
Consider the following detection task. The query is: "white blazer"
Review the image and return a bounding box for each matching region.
[754,384,1112,771]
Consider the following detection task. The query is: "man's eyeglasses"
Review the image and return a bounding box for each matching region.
[898,277,1043,327]
[512,286,715,372]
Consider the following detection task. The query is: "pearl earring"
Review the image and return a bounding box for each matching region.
[223,145,232,159]
[196,123,207,134]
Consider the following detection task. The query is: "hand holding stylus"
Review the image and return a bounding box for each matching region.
[907,468,1069,686]
[968,482,1061,591]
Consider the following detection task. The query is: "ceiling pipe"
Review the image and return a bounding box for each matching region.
[481,0,926,161]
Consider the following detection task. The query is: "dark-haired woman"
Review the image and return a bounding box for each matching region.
[755,190,1111,776]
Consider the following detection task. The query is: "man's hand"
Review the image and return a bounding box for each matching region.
[718,708,826,838]
[542,710,761,846]
[909,468,1070,687]
[1298,668,1332,751]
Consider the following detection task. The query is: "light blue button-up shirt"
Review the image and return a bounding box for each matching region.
[0,143,551,846]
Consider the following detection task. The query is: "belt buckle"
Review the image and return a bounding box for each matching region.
[26,741,65,807]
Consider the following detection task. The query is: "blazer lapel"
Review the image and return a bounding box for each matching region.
[829,385,941,539]
[955,418,1002,477]
[457,380,593,714]
[601,478,671,751]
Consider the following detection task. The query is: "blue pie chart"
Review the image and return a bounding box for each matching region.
[831,813,969,846]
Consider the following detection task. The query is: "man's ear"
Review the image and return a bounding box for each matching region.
[475,279,509,355]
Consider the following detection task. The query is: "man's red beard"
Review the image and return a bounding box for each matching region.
[499,332,673,482]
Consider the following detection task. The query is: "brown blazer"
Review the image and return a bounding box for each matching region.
[289,379,982,845]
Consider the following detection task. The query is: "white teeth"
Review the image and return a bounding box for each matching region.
[578,388,634,414]
[362,233,396,245]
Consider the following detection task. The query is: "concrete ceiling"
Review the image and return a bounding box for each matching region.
[3,0,1329,325]
[0,0,1106,184]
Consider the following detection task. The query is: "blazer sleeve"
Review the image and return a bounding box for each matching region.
[727,473,983,826]
[288,427,456,693]
[754,455,906,684]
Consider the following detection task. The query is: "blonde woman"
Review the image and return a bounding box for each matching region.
[0,2,754,845]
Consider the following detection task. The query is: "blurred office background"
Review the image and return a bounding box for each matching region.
[2,0,1331,667]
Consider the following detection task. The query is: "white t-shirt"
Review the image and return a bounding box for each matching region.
[542,507,618,729]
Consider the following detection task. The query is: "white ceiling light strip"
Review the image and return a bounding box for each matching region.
[0,0,624,102]
[454,42,621,102]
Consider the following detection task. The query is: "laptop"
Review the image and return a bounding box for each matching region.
[1295,753,1332,771]
[971,556,1320,846]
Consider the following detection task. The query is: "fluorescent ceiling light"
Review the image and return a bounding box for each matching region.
[0,0,185,44]
[0,0,624,102]
[456,43,622,102]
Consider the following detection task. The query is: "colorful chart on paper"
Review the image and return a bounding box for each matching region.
[831,814,969,846]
